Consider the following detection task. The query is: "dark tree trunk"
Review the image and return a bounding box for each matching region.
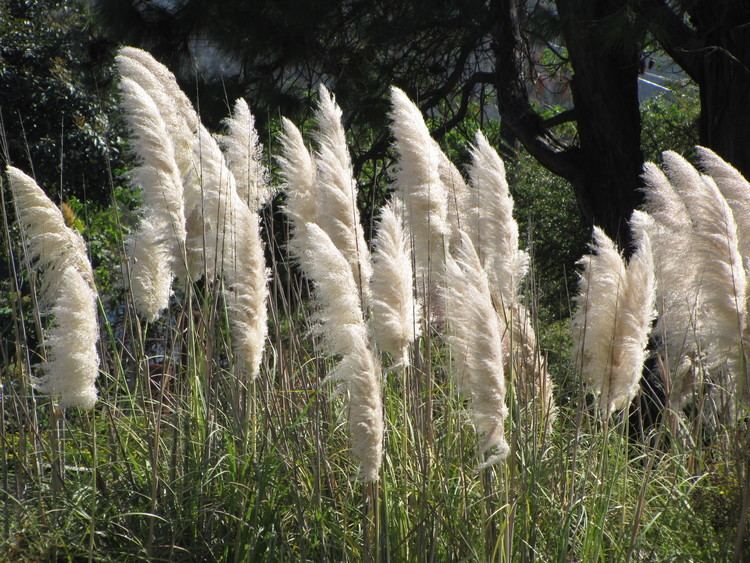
[690,2,750,178]
[557,0,644,250]
[494,0,644,250]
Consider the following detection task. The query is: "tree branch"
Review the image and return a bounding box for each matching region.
[491,0,581,182]
[633,0,706,83]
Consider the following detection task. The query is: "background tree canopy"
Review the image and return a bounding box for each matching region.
[88,0,750,249]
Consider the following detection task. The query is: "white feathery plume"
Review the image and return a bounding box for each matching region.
[468,131,529,310]
[314,85,373,305]
[6,166,93,300]
[188,125,268,376]
[469,132,529,304]
[444,231,509,467]
[696,146,750,264]
[117,46,199,133]
[663,151,747,371]
[370,200,420,365]
[7,167,99,408]
[571,227,627,414]
[185,124,236,280]
[218,97,273,210]
[296,222,383,482]
[389,86,448,292]
[117,46,204,258]
[226,190,269,380]
[277,117,318,263]
[640,162,699,402]
[118,76,186,320]
[608,211,657,414]
[34,266,100,409]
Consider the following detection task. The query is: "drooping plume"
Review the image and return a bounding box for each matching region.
[444,231,509,467]
[296,222,383,482]
[7,167,99,408]
[6,166,93,300]
[226,191,269,380]
[314,85,372,305]
[277,117,318,263]
[663,151,746,371]
[35,267,100,409]
[117,46,203,254]
[370,200,420,365]
[468,131,529,310]
[118,76,186,320]
[218,98,273,210]
[389,86,448,293]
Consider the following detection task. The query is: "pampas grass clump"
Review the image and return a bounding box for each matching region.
[7,166,99,408]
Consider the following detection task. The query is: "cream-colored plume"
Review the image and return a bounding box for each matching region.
[468,131,529,310]
[640,162,700,402]
[117,46,199,133]
[696,147,750,264]
[226,190,269,379]
[296,222,383,482]
[118,76,186,320]
[609,211,657,414]
[7,167,99,408]
[572,215,655,416]
[314,85,372,305]
[663,151,746,371]
[370,200,420,365]
[6,166,93,300]
[277,117,318,263]
[188,125,268,376]
[572,227,627,414]
[218,97,273,210]
[389,87,448,293]
[444,231,509,467]
[34,266,100,409]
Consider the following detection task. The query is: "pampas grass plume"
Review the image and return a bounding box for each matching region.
[118,75,186,320]
[35,266,100,409]
[468,131,528,309]
[7,167,99,408]
[6,166,93,300]
[370,200,420,365]
[297,222,383,481]
[664,151,746,369]
[389,86,448,286]
[444,231,509,467]
[314,85,372,304]
[219,98,273,210]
